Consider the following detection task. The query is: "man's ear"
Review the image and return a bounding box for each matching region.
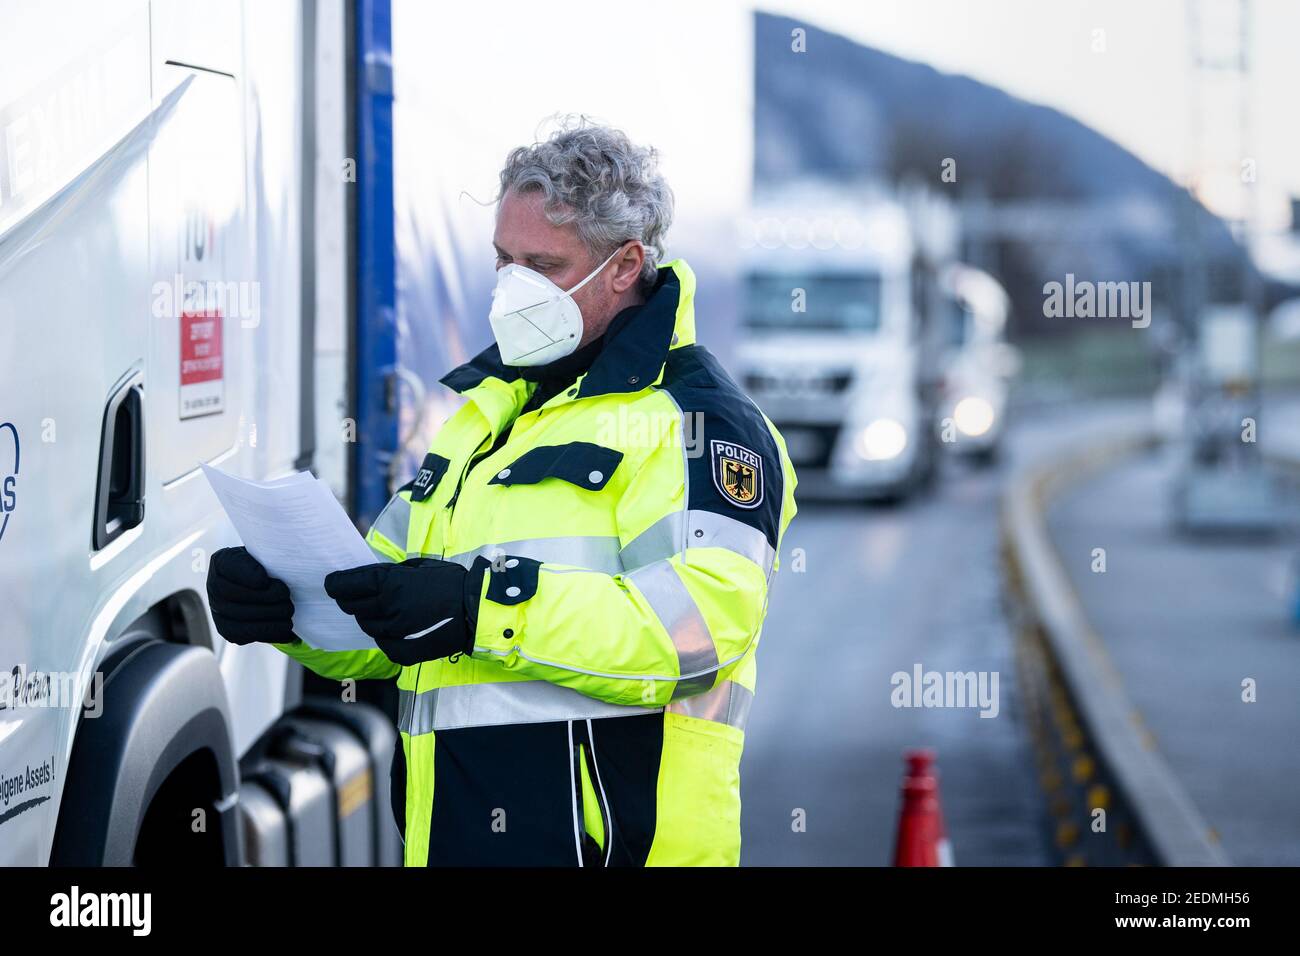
[610,241,645,294]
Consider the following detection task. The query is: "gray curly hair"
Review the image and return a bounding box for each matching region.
[497,119,675,293]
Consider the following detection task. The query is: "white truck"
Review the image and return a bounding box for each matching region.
[934,263,1018,463]
[0,0,400,866]
[736,184,954,501]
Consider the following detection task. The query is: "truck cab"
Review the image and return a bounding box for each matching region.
[737,187,949,501]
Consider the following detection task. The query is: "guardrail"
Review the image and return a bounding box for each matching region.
[1001,426,1229,866]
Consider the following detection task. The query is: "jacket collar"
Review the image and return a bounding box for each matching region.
[438,259,698,401]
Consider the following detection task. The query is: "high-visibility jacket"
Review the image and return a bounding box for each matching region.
[274,259,797,865]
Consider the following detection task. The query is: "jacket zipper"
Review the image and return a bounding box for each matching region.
[442,401,541,553]
[439,433,493,558]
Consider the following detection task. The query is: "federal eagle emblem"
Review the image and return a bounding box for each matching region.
[710,439,763,509]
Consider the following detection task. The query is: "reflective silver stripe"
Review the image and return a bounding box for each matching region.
[687,510,775,575]
[424,516,771,576]
[442,536,623,574]
[667,679,754,731]
[621,509,775,575]
[369,542,398,562]
[619,511,683,570]
[370,494,411,552]
[397,681,659,735]
[397,681,751,734]
[626,559,718,699]
[398,686,423,735]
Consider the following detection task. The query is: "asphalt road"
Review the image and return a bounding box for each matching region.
[735,396,1300,867]
[1047,442,1300,865]
[739,412,1072,866]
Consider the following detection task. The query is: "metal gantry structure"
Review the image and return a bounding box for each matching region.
[1172,0,1279,532]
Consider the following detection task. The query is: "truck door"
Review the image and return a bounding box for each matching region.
[147,64,246,484]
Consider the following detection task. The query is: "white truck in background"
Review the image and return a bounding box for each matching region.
[934,263,1018,463]
[736,184,956,502]
[0,0,399,866]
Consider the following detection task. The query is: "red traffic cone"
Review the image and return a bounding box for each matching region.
[893,775,941,866]
[904,748,954,866]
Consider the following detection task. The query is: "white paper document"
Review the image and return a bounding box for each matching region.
[201,464,380,651]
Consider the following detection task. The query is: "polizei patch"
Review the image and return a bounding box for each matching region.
[410,453,450,502]
[710,439,763,509]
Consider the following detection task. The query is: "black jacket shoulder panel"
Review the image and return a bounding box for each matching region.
[656,345,784,549]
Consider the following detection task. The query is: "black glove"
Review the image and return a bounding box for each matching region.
[206,546,297,645]
[324,558,480,666]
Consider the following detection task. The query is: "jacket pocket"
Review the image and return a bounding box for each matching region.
[645,712,744,866]
[488,441,623,492]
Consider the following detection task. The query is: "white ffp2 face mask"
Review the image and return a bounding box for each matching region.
[487,246,623,367]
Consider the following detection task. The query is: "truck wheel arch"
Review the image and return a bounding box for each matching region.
[50,639,241,866]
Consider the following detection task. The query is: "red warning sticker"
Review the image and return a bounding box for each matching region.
[180,309,224,418]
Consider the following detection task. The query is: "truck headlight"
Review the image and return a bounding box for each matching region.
[953,396,995,437]
[857,418,908,461]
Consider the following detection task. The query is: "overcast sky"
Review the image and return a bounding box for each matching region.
[764,0,1300,227]
[399,0,1299,232]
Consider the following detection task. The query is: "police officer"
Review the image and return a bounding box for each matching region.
[207,121,797,866]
